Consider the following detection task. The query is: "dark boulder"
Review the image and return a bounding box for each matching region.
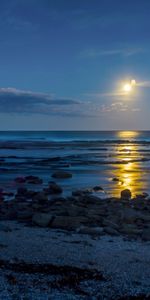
[93,186,104,192]
[32,213,53,227]
[121,189,132,200]
[52,171,72,179]
[45,182,63,194]
[33,192,48,203]
[15,177,26,184]
[25,176,43,184]
[112,177,120,182]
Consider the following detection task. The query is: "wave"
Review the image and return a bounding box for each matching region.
[1,139,150,146]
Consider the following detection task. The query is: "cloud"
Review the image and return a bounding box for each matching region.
[81,47,144,58]
[136,81,150,87]
[0,87,140,119]
[99,102,128,113]
[84,91,129,99]
[96,102,141,114]
[6,16,36,31]
[0,88,82,116]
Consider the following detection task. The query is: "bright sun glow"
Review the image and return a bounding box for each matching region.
[122,79,136,94]
[123,83,132,92]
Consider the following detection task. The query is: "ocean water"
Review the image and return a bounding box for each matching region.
[0,130,150,197]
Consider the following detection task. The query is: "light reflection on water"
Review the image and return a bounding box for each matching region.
[108,131,147,196]
[0,130,150,198]
[117,130,141,139]
[108,140,148,197]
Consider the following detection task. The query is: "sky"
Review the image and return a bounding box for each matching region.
[0,0,150,130]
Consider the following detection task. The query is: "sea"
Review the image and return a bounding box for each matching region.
[1,130,150,198]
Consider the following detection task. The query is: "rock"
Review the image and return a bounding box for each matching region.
[120,224,142,236]
[17,210,33,221]
[72,190,84,197]
[25,175,43,184]
[46,182,63,194]
[81,195,101,204]
[135,192,149,199]
[133,200,146,210]
[32,213,53,227]
[26,190,38,198]
[102,219,120,230]
[72,189,93,197]
[104,227,119,236]
[122,208,142,224]
[51,171,72,179]
[112,177,120,182]
[33,192,48,203]
[66,205,86,217]
[93,186,103,192]
[32,203,43,210]
[16,202,31,210]
[78,226,104,235]
[51,216,87,230]
[17,187,28,196]
[141,228,150,241]
[0,224,12,232]
[140,214,150,222]
[121,189,132,200]
[6,208,18,220]
[15,177,26,184]
[87,208,107,220]
[3,192,14,197]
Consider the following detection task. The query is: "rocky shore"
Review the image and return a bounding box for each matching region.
[0,174,150,241]
[0,175,150,299]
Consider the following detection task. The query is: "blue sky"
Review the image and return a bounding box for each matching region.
[0,0,150,130]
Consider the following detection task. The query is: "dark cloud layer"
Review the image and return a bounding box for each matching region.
[0,87,140,119]
[0,88,81,115]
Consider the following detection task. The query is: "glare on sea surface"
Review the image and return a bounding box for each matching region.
[117,131,140,139]
[108,142,148,197]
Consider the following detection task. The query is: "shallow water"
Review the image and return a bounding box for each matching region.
[0,130,150,197]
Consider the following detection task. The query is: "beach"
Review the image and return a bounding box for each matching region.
[0,220,150,299]
[0,131,150,299]
[1,0,150,297]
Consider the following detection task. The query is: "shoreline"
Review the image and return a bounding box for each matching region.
[0,183,150,299]
[0,134,150,197]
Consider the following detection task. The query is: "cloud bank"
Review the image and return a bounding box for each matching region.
[0,88,81,116]
[0,87,140,120]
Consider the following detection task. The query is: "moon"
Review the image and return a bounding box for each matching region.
[123,79,136,93]
[123,83,132,92]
